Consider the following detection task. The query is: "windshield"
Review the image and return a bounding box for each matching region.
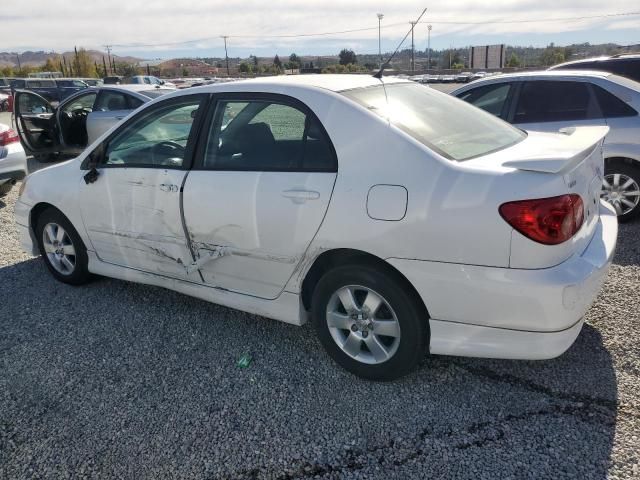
[341,83,525,161]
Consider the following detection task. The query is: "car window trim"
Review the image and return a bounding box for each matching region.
[191,92,338,173]
[81,93,208,171]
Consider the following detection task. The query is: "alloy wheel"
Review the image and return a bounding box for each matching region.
[601,173,640,216]
[42,222,76,275]
[325,285,401,365]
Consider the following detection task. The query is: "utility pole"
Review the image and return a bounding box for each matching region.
[221,36,230,76]
[103,45,112,75]
[377,13,384,66]
[427,24,432,71]
[410,21,417,71]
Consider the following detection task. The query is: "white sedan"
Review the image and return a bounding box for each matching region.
[14,75,617,380]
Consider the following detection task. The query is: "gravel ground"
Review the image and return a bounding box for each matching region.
[1,174,639,479]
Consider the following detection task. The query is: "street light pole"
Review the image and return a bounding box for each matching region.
[377,13,384,66]
[221,36,230,76]
[410,21,416,71]
[427,24,432,71]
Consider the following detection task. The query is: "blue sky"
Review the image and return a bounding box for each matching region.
[2,1,639,59]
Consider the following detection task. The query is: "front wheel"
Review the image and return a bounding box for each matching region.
[35,208,91,285]
[312,264,428,381]
[602,162,640,222]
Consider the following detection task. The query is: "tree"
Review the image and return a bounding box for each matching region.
[239,62,252,74]
[273,55,282,69]
[250,55,258,67]
[41,56,60,73]
[71,48,97,77]
[339,49,357,66]
[540,44,565,66]
[506,52,521,67]
[288,53,300,69]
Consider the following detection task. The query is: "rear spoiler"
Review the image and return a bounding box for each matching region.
[502,126,609,174]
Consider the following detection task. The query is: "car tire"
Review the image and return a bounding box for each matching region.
[603,161,640,223]
[312,264,428,381]
[35,207,91,285]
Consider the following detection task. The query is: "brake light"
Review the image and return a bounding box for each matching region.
[0,129,19,146]
[499,194,584,245]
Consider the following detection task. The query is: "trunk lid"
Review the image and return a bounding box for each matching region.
[464,126,608,268]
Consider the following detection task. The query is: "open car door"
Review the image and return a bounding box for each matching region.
[14,90,59,156]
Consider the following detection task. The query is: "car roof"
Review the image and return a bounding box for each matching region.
[479,69,613,81]
[97,84,168,93]
[188,74,408,94]
[551,54,640,68]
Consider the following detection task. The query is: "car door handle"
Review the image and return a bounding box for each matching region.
[115,116,125,120]
[282,189,320,201]
[159,183,179,192]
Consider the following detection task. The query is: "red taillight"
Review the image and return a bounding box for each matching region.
[499,194,584,245]
[0,129,19,146]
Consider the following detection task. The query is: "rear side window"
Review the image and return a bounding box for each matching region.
[203,99,336,171]
[592,85,638,118]
[342,83,525,161]
[95,91,135,111]
[457,83,512,119]
[514,81,596,123]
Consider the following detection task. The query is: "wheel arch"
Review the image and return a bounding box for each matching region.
[300,248,430,321]
[29,202,63,232]
[605,156,640,169]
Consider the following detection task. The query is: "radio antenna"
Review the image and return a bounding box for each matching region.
[373,8,427,79]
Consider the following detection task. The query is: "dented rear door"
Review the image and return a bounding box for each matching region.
[181,94,338,299]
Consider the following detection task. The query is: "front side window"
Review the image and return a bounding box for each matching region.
[18,93,52,114]
[203,99,336,171]
[103,96,201,168]
[514,81,596,123]
[342,83,525,161]
[457,83,512,118]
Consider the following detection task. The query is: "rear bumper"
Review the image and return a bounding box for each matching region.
[388,200,617,359]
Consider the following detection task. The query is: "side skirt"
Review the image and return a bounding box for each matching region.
[87,251,306,326]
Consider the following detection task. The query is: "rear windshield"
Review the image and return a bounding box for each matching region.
[341,83,525,161]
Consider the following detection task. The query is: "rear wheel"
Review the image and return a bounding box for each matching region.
[602,161,640,222]
[35,208,91,285]
[312,264,428,381]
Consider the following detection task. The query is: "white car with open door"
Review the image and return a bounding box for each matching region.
[452,70,640,221]
[15,75,617,380]
[13,85,174,159]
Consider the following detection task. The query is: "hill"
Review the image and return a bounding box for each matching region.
[0,50,142,67]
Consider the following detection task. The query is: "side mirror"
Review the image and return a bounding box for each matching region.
[83,144,104,184]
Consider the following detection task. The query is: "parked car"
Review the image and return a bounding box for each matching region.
[10,78,88,104]
[0,124,28,196]
[81,78,104,87]
[123,75,176,89]
[470,71,488,81]
[549,53,640,83]
[13,85,174,158]
[455,72,472,83]
[14,75,617,380]
[103,76,124,85]
[452,70,640,221]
